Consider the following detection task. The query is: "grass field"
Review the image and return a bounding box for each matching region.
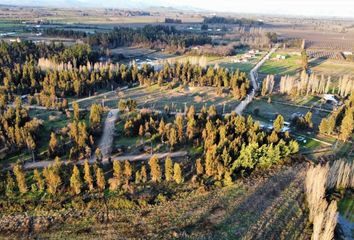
[76,85,241,113]
[259,51,354,78]
[259,52,301,76]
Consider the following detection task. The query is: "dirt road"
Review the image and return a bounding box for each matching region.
[234,45,279,115]
[95,109,120,159]
[23,151,187,170]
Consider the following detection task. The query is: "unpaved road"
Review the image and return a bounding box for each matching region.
[23,151,187,170]
[94,109,120,159]
[234,45,279,115]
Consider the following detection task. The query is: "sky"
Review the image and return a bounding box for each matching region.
[2,0,354,18]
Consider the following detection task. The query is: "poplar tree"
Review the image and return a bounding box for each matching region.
[148,155,161,183]
[70,165,82,195]
[340,108,354,142]
[173,163,183,184]
[165,156,173,181]
[124,160,132,184]
[73,101,80,121]
[84,160,94,191]
[33,169,44,192]
[96,167,106,191]
[196,158,204,175]
[5,172,15,198]
[49,132,58,157]
[113,160,122,185]
[13,163,27,194]
[141,164,147,183]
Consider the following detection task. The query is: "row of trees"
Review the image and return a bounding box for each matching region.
[278,71,353,97]
[5,155,184,198]
[305,160,354,240]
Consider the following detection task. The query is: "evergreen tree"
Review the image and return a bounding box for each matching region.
[70,165,82,195]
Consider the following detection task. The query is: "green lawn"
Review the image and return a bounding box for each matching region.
[259,52,301,76]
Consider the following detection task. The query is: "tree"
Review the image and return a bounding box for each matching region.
[165,156,173,181]
[268,130,279,143]
[13,163,27,193]
[304,111,313,129]
[196,158,204,175]
[175,114,184,143]
[33,169,44,192]
[96,167,106,191]
[72,101,80,121]
[70,165,82,195]
[44,167,61,195]
[89,104,101,129]
[113,160,122,185]
[141,164,147,183]
[148,155,161,183]
[26,134,36,162]
[95,148,103,162]
[124,160,132,185]
[49,132,58,157]
[83,160,93,191]
[168,127,177,150]
[5,172,15,198]
[339,108,354,142]
[319,118,329,135]
[273,115,284,132]
[301,49,309,71]
[173,163,183,184]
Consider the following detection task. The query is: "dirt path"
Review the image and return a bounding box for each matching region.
[234,45,279,115]
[22,151,187,170]
[94,109,119,159]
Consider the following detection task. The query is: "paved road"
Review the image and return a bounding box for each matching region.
[234,45,279,115]
[22,151,188,170]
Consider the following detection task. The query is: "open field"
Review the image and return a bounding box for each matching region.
[76,85,241,113]
[259,50,354,78]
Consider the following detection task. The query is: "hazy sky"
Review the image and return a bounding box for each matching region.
[166,0,354,17]
[3,0,354,18]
